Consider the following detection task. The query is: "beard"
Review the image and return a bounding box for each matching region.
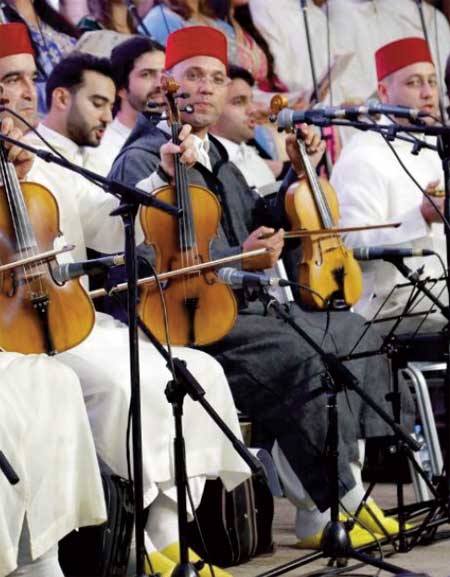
[67,103,104,147]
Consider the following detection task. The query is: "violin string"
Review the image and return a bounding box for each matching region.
[173,123,189,301]
[0,147,35,292]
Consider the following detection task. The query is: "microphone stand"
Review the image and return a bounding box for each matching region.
[299,0,333,177]
[0,451,19,485]
[249,287,417,575]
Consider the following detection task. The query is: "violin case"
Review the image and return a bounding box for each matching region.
[187,470,275,567]
[59,459,134,576]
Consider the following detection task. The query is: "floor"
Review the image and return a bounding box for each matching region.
[230,483,450,577]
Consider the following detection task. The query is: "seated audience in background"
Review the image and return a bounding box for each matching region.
[140,0,237,62]
[249,0,343,103]
[86,35,165,175]
[0,0,78,113]
[331,37,447,333]
[78,0,153,34]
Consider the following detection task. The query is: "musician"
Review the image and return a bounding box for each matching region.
[1,22,250,574]
[331,37,448,332]
[110,26,414,547]
[327,0,450,106]
[210,64,282,192]
[87,35,165,176]
[0,100,105,577]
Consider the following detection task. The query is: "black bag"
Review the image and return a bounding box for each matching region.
[187,474,274,567]
[59,460,134,577]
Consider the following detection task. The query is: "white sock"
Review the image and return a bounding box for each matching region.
[146,492,180,551]
[11,544,63,577]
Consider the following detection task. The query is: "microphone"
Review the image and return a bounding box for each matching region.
[276,105,348,129]
[275,100,428,129]
[364,99,427,121]
[53,254,124,283]
[217,267,292,288]
[353,247,435,261]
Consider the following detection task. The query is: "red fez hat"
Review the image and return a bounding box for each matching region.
[165,26,228,70]
[0,23,34,59]
[375,37,433,81]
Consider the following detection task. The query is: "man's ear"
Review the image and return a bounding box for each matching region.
[117,87,127,102]
[378,81,389,103]
[51,86,72,111]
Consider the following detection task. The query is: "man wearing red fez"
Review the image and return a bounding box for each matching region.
[332,36,447,332]
[111,26,414,549]
[0,23,35,179]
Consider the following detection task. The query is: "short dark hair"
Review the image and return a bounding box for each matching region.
[111,36,165,92]
[45,52,114,109]
[228,65,255,87]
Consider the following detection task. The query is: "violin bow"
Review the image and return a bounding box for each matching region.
[0,245,75,273]
[89,247,268,299]
[259,222,401,240]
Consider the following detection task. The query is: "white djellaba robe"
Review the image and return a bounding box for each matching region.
[330,121,447,328]
[24,124,250,510]
[0,353,106,577]
[83,117,132,177]
[327,0,450,104]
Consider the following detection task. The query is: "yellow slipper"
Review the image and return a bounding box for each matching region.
[144,550,176,577]
[357,499,413,536]
[295,515,380,550]
[162,543,232,577]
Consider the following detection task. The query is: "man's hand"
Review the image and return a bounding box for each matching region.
[160,124,198,179]
[242,226,284,270]
[0,116,34,180]
[421,180,445,224]
[285,123,326,176]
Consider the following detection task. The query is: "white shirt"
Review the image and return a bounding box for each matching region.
[84,117,132,177]
[331,123,446,324]
[214,136,276,191]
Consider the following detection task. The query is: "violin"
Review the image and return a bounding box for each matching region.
[271,95,363,310]
[138,76,237,346]
[0,122,94,354]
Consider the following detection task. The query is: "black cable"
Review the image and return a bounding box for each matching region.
[378,125,450,233]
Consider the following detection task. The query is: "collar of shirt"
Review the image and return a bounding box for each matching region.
[109,117,132,139]
[157,119,212,170]
[37,123,84,165]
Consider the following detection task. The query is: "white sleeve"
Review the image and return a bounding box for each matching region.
[331,149,430,249]
[77,180,145,253]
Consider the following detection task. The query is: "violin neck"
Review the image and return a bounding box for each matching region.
[298,137,334,229]
[171,122,196,251]
[0,142,39,254]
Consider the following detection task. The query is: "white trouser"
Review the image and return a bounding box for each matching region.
[272,440,366,538]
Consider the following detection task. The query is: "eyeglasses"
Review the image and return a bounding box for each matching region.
[183,69,230,87]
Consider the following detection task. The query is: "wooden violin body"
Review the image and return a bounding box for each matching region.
[138,75,237,346]
[0,181,95,354]
[139,183,237,346]
[285,164,363,310]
